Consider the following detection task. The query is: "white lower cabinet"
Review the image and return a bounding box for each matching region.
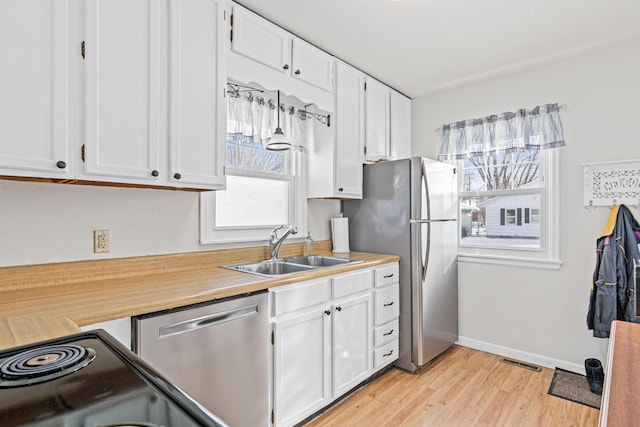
[273,307,332,427]
[373,263,400,370]
[332,292,372,398]
[270,266,384,426]
[80,317,131,350]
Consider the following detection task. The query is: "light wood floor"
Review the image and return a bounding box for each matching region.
[307,345,600,426]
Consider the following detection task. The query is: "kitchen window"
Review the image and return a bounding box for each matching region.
[200,87,307,244]
[439,104,565,269]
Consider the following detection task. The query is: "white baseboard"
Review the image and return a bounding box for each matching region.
[456,336,584,374]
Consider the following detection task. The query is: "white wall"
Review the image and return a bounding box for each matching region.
[0,180,339,267]
[412,38,640,371]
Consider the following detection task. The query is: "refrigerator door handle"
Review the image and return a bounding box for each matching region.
[422,222,430,282]
[421,160,431,283]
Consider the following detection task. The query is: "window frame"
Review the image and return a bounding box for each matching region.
[456,148,561,270]
[200,103,309,245]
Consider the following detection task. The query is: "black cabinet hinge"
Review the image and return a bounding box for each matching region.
[81,41,85,59]
[81,144,85,162]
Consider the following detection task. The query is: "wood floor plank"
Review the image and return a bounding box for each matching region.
[306,345,599,427]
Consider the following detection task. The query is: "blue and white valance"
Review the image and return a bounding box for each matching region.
[437,103,566,161]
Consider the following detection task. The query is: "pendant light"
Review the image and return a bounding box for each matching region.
[266,90,292,151]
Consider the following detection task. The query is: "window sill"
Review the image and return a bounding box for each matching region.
[458,254,562,270]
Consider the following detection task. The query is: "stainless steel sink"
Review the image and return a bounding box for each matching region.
[283,255,362,267]
[222,256,361,277]
[223,260,315,277]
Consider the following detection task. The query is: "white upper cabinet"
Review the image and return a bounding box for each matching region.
[364,78,391,162]
[230,5,333,92]
[169,0,226,190]
[0,0,72,179]
[365,78,412,162]
[229,3,334,112]
[0,0,226,190]
[308,60,363,199]
[82,0,162,184]
[291,38,334,92]
[230,5,291,75]
[390,91,412,160]
[334,62,365,198]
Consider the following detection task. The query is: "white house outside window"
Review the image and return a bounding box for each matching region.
[200,86,307,244]
[438,103,565,269]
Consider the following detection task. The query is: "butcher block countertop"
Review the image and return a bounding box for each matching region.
[0,241,398,350]
[599,320,640,426]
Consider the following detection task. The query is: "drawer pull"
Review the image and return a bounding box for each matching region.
[383,349,394,357]
[383,273,394,278]
[383,329,394,336]
[383,302,394,307]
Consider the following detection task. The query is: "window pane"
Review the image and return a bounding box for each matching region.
[216,175,289,227]
[462,150,540,191]
[226,134,285,174]
[460,194,540,248]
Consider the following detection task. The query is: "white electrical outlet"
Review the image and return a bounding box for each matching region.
[93,229,110,253]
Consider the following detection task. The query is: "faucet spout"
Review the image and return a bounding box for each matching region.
[270,225,298,260]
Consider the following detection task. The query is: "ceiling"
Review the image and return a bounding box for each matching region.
[234,0,640,98]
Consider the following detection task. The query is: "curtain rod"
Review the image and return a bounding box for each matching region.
[226,82,331,127]
[227,82,264,95]
[434,104,567,132]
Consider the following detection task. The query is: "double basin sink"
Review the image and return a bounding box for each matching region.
[223,255,362,278]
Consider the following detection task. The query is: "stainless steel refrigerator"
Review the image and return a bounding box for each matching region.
[344,157,458,373]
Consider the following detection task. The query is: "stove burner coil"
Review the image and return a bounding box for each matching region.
[0,344,96,387]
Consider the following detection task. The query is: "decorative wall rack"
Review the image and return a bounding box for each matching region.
[583,159,640,208]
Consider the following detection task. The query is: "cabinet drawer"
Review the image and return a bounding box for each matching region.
[374,339,398,370]
[374,284,399,326]
[375,263,399,288]
[271,278,330,316]
[332,269,372,299]
[374,319,399,347]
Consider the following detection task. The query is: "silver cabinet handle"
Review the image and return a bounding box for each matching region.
[383,329,394,336]
[159,305,257,339]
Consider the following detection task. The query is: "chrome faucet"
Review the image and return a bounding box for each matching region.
[269,225,298,260]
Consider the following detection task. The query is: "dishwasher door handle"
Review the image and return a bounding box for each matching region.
[159,305,258,339]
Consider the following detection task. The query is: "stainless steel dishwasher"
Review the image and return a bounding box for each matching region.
[133,291,270,427]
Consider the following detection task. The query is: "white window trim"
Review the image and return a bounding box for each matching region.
[457,149,561,270]
[200,150,308,245]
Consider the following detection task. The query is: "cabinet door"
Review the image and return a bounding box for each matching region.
[169,0,226,189]
[0,0,71,179]
[334,61,364,198]
[231,5,291,74]
[273,308,331,427]
[333,293,372,398]
[390,90,412,160]
[84,0,161,183]
[291,38,333,92]
[365,78,391,162]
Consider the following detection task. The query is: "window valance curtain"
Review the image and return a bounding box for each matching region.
[226,90,308,150]
[437,103,566,161]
